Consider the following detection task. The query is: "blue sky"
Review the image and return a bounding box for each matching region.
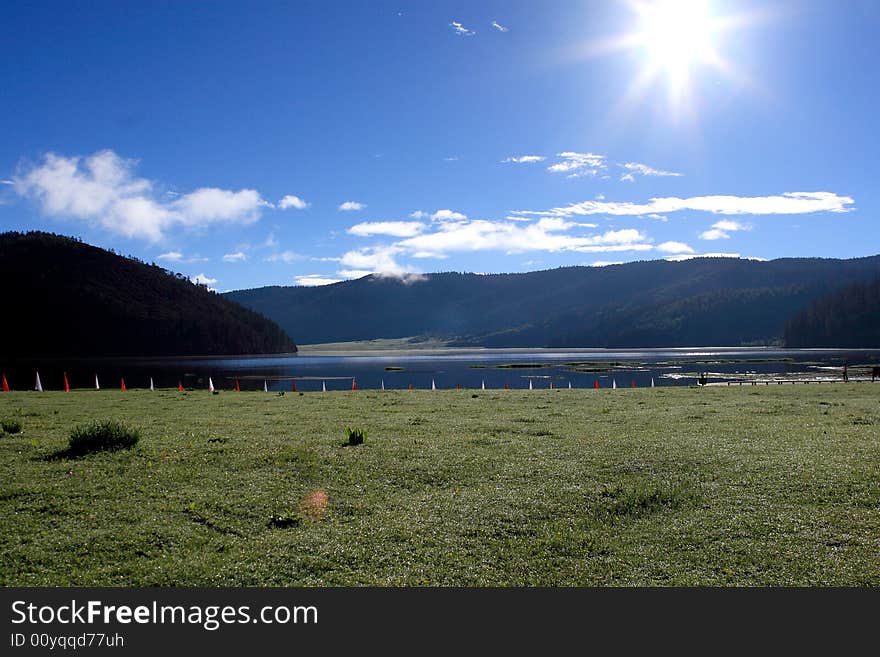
[1,0,877,290]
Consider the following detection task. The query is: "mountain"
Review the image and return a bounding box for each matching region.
[784,277,880,347]
[0,231,296,357]
[226,256,880,347]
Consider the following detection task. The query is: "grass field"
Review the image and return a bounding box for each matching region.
[1,385,878,586]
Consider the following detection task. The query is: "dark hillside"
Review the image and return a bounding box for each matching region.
[227,256,880,347]
[0,231,296,357]
[784,278,880,347]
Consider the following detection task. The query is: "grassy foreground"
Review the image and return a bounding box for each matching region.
[1,385,878,586]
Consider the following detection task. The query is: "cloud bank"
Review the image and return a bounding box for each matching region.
[514,192,855,219]
[12,150,268,241]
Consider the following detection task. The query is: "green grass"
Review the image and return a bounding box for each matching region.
[1,386,879,586]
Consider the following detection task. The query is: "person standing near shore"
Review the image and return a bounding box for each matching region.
[843,361,849,383]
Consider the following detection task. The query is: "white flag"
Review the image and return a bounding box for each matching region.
[568,381,572,389]
[208,377,215,392]
[529,379,533,390]
[481,380,485,390]
[431,378,436,390]
[651,377,655,388]
[264,380,268,392]
[35,371,43,392]
[381,379,385,391]
[149,377,154,391]
[612,379,617,389]
[95,374,100,390]
[322,380,326,393]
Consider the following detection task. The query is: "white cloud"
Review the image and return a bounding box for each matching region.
[491,21,509,32]
[514,192,856,219]
[278,195,309,210]
[222,251,247,262]
[620,162,683,180]
[502,155,545,163]
[547,152,608,178]
[190,273,218,286]
[431,209,468,222]
[338,269,373,279]
[397,218,652,257]
[338,201,366,212]
[409,210,429,220]
[12,150,268,241]
[713,219,750,231]
[590,261,623,267]
[157,251,183,262]
[339,245,407,273]
[656,241,695,254]
[450,21,475,36]
[348,221,426,237]
[700,219,752,240]
[535,217,576,231]
[265,250,301,263]
[294,274,343,287]
[172,188,265,225]
[443,156,459,162]
[336,246,426,283]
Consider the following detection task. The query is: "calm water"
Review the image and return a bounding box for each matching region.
[4,348,880,392]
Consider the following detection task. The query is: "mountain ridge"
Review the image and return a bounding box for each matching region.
[226,256,880,348]
[0,231,297,358]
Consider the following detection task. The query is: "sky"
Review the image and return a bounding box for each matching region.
[1,0,878,291]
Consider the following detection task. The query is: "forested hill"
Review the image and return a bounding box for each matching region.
[784,277,880,347]
[0,232,296,357]
[226,256,880,348]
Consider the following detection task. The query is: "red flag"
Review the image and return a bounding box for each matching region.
[2,373,9,392]
[121,378,126,391]
[352,379,357,391]
[631,380,636,388]
[408,383,414,391]
[594,380,599,389]
[504,382,510,389]
[178,381,184,391]
[235,377,241,392]
[63,372,70,393]
[550,382,554,389]
[292,380,297,392]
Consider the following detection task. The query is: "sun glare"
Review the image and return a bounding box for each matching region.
[637,0,716,85]
[590,0,752,118]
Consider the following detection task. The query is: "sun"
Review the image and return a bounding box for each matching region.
[597,0,752,117]
[636,0,717,84]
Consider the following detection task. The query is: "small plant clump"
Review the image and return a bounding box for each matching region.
[1,419,22,434]
[68,420,140,455]
[268,512,302,529]
[345,426,367,446]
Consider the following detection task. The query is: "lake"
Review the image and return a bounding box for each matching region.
[4,347,880,392]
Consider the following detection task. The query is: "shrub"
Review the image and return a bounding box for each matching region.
[68,420,140,455]
[345,426,366,446]
[1,419,22,434]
